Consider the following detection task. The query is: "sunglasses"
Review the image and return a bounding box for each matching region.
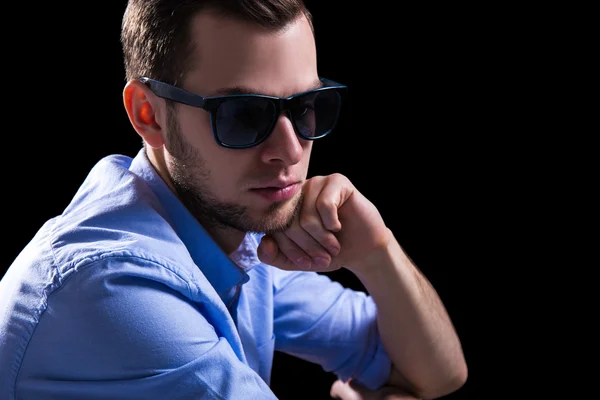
[140,77,347,149]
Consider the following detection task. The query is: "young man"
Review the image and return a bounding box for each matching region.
[0,1,467,399]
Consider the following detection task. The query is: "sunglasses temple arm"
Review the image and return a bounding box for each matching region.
[142,78,206,108]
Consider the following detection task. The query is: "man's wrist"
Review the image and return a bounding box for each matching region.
[344,228,406,281]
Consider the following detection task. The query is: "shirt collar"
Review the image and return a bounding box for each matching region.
[129,149,251,300]
[228,231,265,272]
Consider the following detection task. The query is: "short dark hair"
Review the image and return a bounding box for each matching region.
[121,0,313,86]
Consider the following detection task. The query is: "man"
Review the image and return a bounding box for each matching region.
[0,1,467,399]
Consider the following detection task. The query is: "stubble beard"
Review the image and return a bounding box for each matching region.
[164,105,302,235]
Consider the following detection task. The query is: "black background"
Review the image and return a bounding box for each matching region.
[0,1,536,399]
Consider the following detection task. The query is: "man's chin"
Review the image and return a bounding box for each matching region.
[251,196,301,234]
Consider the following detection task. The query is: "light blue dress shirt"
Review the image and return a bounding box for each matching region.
[0,149,391,399]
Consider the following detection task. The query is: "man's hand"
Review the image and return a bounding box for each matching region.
[258,174,468,399]
[330,379,421,400]
[257,173,389,272]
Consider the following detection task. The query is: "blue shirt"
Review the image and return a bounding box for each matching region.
[0,149,391,399]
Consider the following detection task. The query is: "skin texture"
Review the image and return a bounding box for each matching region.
[123,10,467,400]
[126,11,319,254]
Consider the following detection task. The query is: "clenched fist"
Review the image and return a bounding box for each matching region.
[257,173,392,274]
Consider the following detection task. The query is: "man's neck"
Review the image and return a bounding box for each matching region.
[205,225,247,255]
[145,146,247,255]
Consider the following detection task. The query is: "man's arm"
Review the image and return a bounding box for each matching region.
[15,257,278,400]
[258,173,467,399]
[347,230,467,399]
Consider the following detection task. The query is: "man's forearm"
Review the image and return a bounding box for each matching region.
[347,228,468,399]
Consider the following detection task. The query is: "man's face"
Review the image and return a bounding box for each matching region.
[163,11,319,235]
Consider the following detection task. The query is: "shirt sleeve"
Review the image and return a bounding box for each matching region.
[16,256,277,400]
[271,269,392,390]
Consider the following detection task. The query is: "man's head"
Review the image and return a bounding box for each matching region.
[121,0,314,85]
[121,0,343,251]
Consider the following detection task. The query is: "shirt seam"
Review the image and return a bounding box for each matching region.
[10,221,62,400]
[11,251,197,398]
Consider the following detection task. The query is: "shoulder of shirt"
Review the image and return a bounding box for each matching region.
[20,154,205,289]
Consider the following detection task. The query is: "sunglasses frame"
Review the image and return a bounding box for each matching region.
[140,76,347,149]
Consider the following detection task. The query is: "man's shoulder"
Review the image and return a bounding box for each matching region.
[49,198,190,280]
[47,152,183,270]
[3,194,194,297]
[4,149,197,295]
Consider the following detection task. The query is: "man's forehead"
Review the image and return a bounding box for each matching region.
[183,11,317,97]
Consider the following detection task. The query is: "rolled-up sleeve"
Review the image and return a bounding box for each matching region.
[271,269,392,390]
[16,257,277,400]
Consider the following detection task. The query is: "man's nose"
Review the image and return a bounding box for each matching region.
[259,112,304,165]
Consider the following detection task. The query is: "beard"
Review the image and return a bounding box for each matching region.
[163,105,302,235]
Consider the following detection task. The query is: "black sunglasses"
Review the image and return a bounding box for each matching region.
[140,77,347,149]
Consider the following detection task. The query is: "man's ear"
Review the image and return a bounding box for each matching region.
[123,79,166,149]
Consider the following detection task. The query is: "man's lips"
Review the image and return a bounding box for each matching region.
[250,179,299,189]
[250,182,300,202]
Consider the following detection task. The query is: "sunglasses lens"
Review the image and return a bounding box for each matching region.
[214,88,342,147]
[215,97,276,147]
[293,89,341,139]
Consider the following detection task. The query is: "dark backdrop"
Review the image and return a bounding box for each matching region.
[0,2,517,399]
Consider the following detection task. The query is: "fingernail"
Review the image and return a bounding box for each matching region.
[328,246,340,256]
[295,257,312,269]
[314,257,330,267]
